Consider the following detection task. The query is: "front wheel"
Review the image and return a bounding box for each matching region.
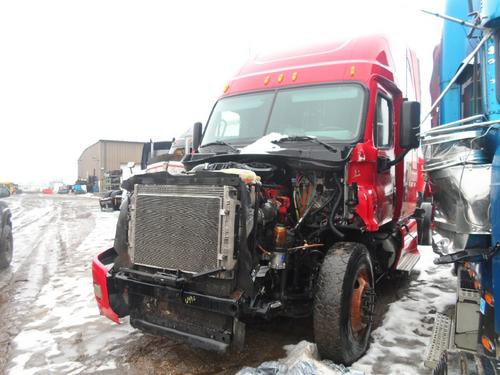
[313,242,375,365]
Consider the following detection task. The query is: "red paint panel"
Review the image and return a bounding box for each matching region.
[92,249,120,324]
[348,143,380,231]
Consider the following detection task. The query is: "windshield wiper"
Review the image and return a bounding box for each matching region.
[272,136,338,154]
[200,140,240,153]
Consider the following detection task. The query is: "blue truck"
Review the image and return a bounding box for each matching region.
[423,0,500,372]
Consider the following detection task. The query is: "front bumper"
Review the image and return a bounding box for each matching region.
[116,267,243,352]
[92,248,244,351]
[91,248,121,323]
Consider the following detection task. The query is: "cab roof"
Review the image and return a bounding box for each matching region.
[222,35,399,97]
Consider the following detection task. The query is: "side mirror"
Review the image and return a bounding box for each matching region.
[400,101,420,149]
[192,122,203,152]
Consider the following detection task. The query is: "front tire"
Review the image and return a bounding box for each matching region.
[313,242,375,365]
[0,224,13,268]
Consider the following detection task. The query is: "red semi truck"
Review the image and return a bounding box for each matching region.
[92,35,426,364]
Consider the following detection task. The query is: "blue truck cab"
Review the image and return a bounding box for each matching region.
[423,0,500,372]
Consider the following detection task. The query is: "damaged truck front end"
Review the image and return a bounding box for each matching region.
[93,159,348,352]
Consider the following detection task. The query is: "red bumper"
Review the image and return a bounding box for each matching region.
[92,248,120,324]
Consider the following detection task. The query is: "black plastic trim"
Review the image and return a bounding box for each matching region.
[115,270,240,317]
[131,318,229,352]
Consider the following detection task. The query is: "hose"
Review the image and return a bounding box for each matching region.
[293,174,317,231]
[329,176,345,239]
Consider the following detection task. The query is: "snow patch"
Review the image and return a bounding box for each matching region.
[7,207,132,374]
[239,132,286,154]
[353,246,455,374]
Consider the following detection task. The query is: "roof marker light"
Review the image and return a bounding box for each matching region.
[277,73,284,83]
[223,83,230,93]
[264,75,271,85]
[350,66,356,77]
[291,72,298,81]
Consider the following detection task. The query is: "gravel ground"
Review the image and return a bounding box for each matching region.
[0,194,456,374]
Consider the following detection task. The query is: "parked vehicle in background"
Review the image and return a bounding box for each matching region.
[140,140,172,169]
[57,186,70,194]
[0,198,13,268]
[140,137,187,175]
[119,138,185,181]
[423,1,500,372]
[92,35,425,364]
[0,185,10,198]
[0,182,18,195]
[72,184,86,194]
[99,190,122,211]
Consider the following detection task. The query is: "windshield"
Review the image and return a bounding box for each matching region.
[201,84,365,147]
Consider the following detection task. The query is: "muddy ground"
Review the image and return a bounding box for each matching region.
[0,194,456,374]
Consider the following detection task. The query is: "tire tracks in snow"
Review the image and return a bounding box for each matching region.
[0,195,98,373]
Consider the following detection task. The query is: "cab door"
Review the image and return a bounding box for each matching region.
[373,88,396,225]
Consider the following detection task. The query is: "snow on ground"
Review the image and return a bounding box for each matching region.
[1,194,134,374]
[353,247,456,374]
[8,216,133,375]
[0,194,457,374]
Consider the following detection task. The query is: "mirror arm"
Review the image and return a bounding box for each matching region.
[378,148,411,172]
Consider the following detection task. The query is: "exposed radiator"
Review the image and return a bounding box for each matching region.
[129,184,238,273]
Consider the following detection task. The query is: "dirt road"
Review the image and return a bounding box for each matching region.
[0,194,455,374]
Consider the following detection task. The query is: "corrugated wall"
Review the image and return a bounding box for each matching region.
[78,140,143,181]
[77,142,101,180]
[101,141,143,172]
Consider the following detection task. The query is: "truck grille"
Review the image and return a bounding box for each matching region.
[129,184,238,273]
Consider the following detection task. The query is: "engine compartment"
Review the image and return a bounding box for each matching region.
[181,161,349,318]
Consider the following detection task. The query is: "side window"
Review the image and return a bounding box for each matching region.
[374,95,392,148]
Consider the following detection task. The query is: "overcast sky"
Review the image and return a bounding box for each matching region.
[0,0,444,185]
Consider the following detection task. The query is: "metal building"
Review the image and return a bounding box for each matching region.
[78,139,144,190]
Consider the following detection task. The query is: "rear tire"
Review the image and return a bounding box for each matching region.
[313,242,375,365]
[0,224,13,268]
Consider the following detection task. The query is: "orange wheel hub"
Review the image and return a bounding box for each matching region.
[350,269,370,336]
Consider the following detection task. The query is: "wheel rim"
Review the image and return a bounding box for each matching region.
[350,269,371,337]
